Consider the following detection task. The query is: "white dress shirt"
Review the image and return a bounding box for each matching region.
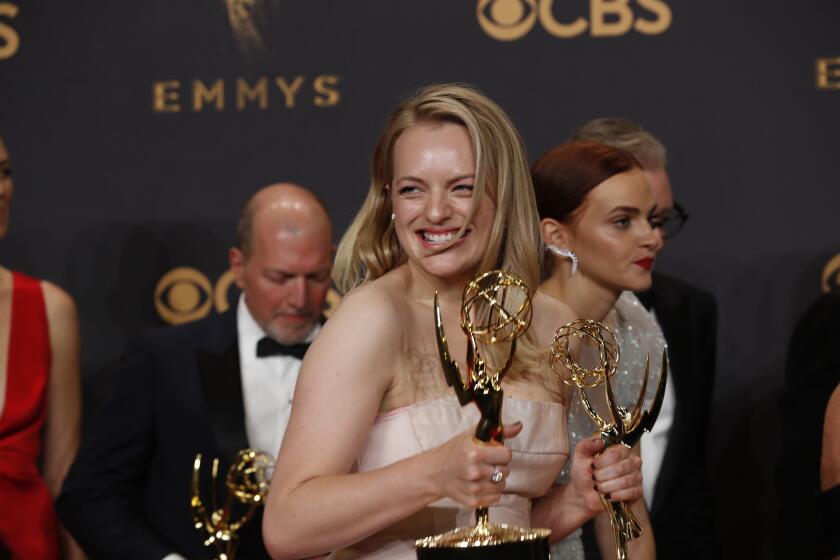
[237,293,319,461]
[640,309,676,509]
[163,294,319,560]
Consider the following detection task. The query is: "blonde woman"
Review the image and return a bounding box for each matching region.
[262,85,644,559]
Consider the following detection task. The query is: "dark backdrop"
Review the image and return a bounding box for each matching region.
[1,1,839,557]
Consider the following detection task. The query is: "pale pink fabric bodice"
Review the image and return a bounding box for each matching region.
[330,396,570,559]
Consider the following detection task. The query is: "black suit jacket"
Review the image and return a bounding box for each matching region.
[636,272,719,558]
[776,291,840,557]
[583,272,719,559]
[57,309,271,559]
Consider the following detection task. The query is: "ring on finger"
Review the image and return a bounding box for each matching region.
[491,465,504,484]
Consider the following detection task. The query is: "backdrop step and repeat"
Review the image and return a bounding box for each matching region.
[1,1,838,557]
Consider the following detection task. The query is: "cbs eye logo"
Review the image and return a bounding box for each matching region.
[154,267,342,325]
[477,0,672,42]
[477,0,538,41]
[822,253,840,294]
[155,268,238,325]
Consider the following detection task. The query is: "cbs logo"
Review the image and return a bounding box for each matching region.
[822,253,840,293]
[155,267,342,325]
[477,0,672,42]
[155,268,237,325]
[0,2,20,59]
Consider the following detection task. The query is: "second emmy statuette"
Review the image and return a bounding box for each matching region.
[415,270,551,560]
[191,448,274,560]
[549,319,667,560]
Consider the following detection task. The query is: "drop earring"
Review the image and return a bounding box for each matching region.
[390,212,396,221]
[546,244,578,274]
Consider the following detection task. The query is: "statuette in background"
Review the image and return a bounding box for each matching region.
[191,448,273,560]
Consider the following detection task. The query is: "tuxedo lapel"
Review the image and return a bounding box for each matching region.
[645,280,689,515]
[195,312,249,463]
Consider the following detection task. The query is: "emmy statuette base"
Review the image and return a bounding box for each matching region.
[416,522,551,560]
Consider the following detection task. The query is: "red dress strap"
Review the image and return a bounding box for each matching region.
[2,271,51,458]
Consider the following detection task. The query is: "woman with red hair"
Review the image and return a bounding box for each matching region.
[533,141,663,560]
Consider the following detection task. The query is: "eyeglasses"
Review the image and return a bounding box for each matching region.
[650,202,690,240]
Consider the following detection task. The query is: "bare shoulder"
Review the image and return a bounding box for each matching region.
[334,274,404,318]
[826,383,840,435]
[39,282,80,380]
[294,273,409,420]
[0,267,10,294]
[530,291,577,346]
[40,281,79,327]
[822,383,840,488]
[325,274,406,342]
[305,272,408,385]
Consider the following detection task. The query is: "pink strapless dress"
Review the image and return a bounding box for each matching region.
[330,395,570,559]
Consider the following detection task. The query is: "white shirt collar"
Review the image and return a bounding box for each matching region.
[236,293,321,364]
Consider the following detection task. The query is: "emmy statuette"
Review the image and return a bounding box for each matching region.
[415,270,551,560]
[548,319,667,560]
[191,448,274,560]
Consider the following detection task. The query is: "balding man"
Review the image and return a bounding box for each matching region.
[57,184,333,560]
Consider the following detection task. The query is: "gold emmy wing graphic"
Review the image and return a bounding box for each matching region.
[548,319,667,560]
[225,0,266,58]
[415,270,551,559]
[191,448,274,560]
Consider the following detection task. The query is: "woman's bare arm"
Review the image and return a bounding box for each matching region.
[592,444,655,560]
[263,287,515,559]
[42,282,86,559]
[42,282,80,496]
[822,383,840,490]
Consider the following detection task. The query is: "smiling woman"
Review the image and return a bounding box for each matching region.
[333,84,539,298]
[389,121,496,285]
[262,85,647,560]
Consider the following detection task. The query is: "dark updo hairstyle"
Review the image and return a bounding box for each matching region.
[531,141,641,223]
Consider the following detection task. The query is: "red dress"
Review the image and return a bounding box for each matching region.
[0,272,60,559]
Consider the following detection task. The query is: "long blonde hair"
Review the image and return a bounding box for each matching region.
[334,84,547,382]
[334,83,541,295]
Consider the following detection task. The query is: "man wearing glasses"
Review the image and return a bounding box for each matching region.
[569,118,719,560]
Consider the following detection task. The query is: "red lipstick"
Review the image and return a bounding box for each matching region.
[634,257,654,271]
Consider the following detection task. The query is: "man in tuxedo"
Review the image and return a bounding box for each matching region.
[57,184,334,560]
[570,119,720,558]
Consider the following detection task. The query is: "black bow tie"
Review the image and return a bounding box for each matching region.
[256,337,310,360]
